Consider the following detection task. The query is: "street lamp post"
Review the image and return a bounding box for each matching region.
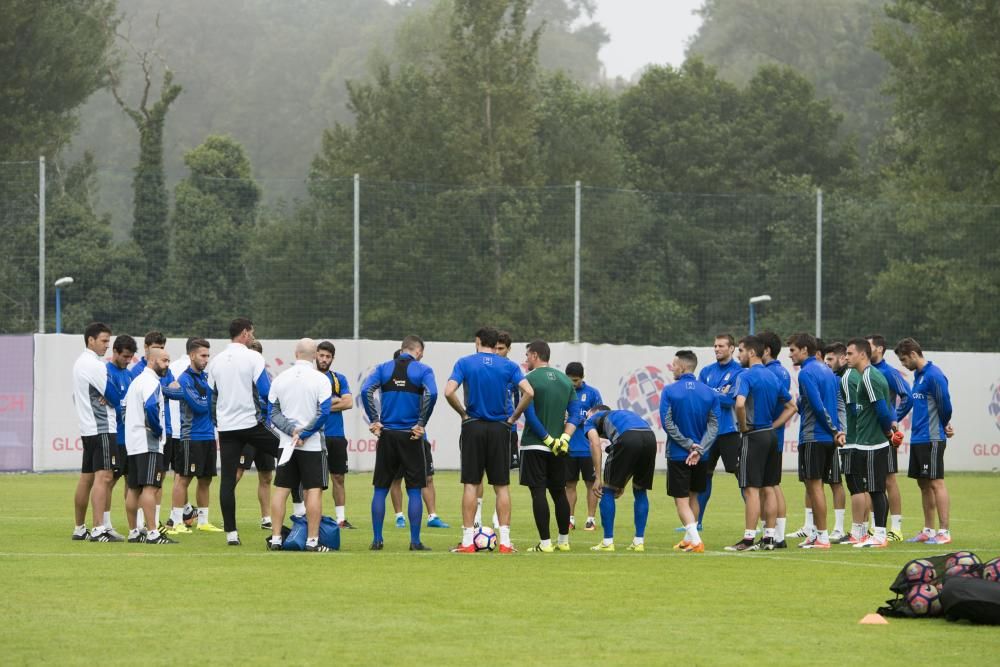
[749,294,771,335]
[54,276,74,334]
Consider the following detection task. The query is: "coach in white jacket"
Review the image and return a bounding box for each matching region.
[266,339,333,551]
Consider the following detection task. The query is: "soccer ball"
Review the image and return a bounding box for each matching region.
[944,564,978,579]
[945,551,981,570]
[473,526,497,552]
[903,559,936,585]
[906,583,942,616]
[981,557,1000,582]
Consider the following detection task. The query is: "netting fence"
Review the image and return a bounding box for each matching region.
[4,159,999,350]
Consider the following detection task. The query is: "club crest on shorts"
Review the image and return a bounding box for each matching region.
[156,471,162,482]
[190,463,196,473]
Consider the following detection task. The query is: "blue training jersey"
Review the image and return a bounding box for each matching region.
[874,359,913,422]
[106,362,132,446]
[448,352,524,422]
[361,353,437,431]
[765,360,791,452]
[698,358,743,435]
[583,409,650,448]
[659,373,720,461]
[735,364,791,430]
[909,361,952,443]
[323,370,351,437]
[569,381,603,457]
[795,356,841,444]
[175,367,215,441]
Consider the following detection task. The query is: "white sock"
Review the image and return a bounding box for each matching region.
[557,533,569,545]
[128,528,140,539]
[743,529,756,540]
[818,529,829,543]
[764,528,775,539]
[136,509,145,529]
[103,511,113,529]
[569,515,576,525]
[852,522,865,539]
[602,537,613,546]
[632,536,644,546]
[775,517,786,543]
[804,509,814,529]
[147,528,160,540]
[834,509,845,533]
[270,535,282,546]
[923,526,935,536]
[91,525,107,535]
[462,527,474,547]
[170,507,183,526]
[262,515,272,524]
[74,524,87,535]
[306,536,318,547]
[686,522,701,545]
[874,526,887,540]
[428,513,438,520]
[293,502,306,517]
[891,515,902,532]
[587,516,595,524]
[539,538,552,548]
[183,503,193,513]
[154,505,161,526]
[226,530,239,541]
[937,528,950,536]
[492,511,499,529]
[335,506,345,523]
[395,511,404,520]
[499,525,511,547]
[198,508,208,525]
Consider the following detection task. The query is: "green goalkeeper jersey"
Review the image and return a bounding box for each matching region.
[856,365,891,447]
[840,368,860,444]
[521,366,575,451]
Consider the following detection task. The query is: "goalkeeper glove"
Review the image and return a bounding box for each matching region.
[554,434,571,456]
[542,435,556,452]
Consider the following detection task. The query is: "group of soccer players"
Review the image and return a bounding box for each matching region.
[70,317,954,554]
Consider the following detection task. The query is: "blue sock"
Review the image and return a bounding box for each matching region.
[633,488,649,538]
[407,487,422,544]
[371,487,388,543]
[697,474,713,526]
[600,489,616,540]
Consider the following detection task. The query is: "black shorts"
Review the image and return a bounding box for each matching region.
[519,449,567,489]
[113,443,128,478]
[602,430,656,491]
[81,433,115,473]
[237,445,276,472]
[839,448,853,479]
[460,420,513,486]
[163,437,179,471]
[175,440,217,478]
[764,439,782,487]
[275,449,328,490]
[565,455,596,483]
[737,428,778,489]
[374,430,428,489]
[908,442,946,480]
[798,441,835,482]
[395,439,434,480]
[846,447,889,494]
[127,452,165,489]
[887,445,899,474]
[326,436,349,475]
[706,432,741,473]
[667,459,708,498]
[509,429,520,469]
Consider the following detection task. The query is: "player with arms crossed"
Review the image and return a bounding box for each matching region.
[896,338,954,545]
[660,350,720,553]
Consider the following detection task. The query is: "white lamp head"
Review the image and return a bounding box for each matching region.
[54,276,74,288]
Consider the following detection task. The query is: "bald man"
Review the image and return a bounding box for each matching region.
[266,339,334,552]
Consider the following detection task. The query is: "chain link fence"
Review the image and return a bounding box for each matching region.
[3,160,998,350]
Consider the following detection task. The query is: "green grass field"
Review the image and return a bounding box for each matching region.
[2,471,999,665]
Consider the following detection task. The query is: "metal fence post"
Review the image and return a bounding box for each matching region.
[574,181,581,344]
[815,188,823,338]
[353,173,360,340]
[38,156,45,334]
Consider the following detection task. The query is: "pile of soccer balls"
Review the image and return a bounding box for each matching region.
[902,552,1000,616]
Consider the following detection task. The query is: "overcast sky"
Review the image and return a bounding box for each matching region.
[591,0,705,79]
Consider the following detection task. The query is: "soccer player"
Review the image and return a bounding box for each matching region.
[316,340,356,529]
[165,337,198,528]
[446,326,533,554]
[129,331,177,531]
[517,340,576,553]
[208,317,282,546]
[266,338,333,552]
[564,361,602,531]
[660,350,719,553]
[895,338,954,545]
[822,341,852,542]
[583,405,657,552]
[787,333,844,550]
[123,347,175,545]
[694,333,744,530]
[473,330,518,529]
[71,322,126,542]
[105,334,136,539]
[845,338,897,549]
[759,331,792,547]
[361,335,438,551]
[164,338,222,535]
[868,333,913,541]
[836,343,869,545]
[726,336,797,552]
